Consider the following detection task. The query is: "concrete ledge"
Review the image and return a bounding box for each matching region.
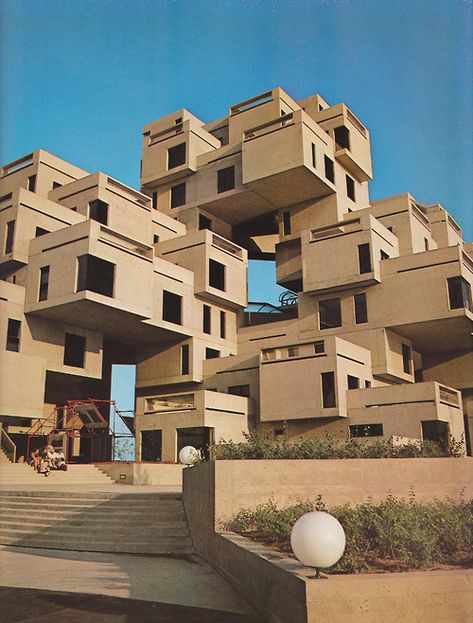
[95,462,183,486]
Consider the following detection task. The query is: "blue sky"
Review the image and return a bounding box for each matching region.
[1,0,472,413]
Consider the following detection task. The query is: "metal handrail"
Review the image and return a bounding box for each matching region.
[0,424,16,463]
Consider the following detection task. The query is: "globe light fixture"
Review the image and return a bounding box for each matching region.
[290,511,346,579]
[178,445,200,466]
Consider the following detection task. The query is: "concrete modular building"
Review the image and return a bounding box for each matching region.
[1,87,472,463]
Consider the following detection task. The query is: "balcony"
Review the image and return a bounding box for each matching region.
[347,381,464,442]
[302,214,399,294]
[242,109,337,207]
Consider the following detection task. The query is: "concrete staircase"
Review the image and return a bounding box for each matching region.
[0,463,115,486]
[0,490,194,555]
[0,448,12,463]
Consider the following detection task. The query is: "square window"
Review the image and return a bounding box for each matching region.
[314,340,324,354]
[168,143,186,169]
[346,175,355,201]
[324,155,334,183]
[162,290,182,325]
[347,375,359,389]
[89,199,108,225]
[63,333,86,368]
[205,347,220,359]
[77,255,115,298]
[199,214,212,231]
[334,126,350,150]
[447,276,472,311]
[209,259,225,291]
[170,183,186,208]
[6,319,21,352]
[319,298,341,330]
[217,166,235,193]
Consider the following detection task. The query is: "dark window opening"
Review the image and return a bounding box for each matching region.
[170,183,186,208]
[168,143,186,169]
[287,346,299,357]
[321,371,336,408]
[5,220,15,254]
[162,290,182,325]
[217,166,235,193]
[209,259,225,291]
[39,266,50,301]
[350,424,383,438]
[421,420,449,447]
[346,175,355,201]
[52,181,62,189]
[311,143,317,168]
[365,380,372,388]
[203,304,211,334]
[347,375,360,390]
[220,310,226,339]
[177,426,214,461]
[314,340,324,354]
[28,175,36,192]
[228,385,250,398]
[424,238,429,251]
[181,344,190,375]
[199,214,212,231]
[402,343,411,375]
[141,430,162,461]
[89,199,109,225]
[35,227,49,238]
[380,250,389,261]
[324,155,335,183]
[152,191,158,210]
[334,125,350,150]
[414,369,424,383]
[63,333,86,368]
[6,319,21,352]
[358,243,372,274]
[282,211,291,236]
[447,276,472,312]
[77,255,115,298]
[153,234,160,244]
[319,298,341,330]
[205,348,220,359]
[354,292,368,324]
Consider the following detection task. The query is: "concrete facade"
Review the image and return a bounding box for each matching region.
[1,87,472,462]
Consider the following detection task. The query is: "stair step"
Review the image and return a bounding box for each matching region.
[0,515,188,530]
[0,524,190,538]
[0,490,181,500]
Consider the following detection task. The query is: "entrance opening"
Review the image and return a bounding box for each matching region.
[141,430,162,461]
[421,420,449,447]
[177,426,214,460]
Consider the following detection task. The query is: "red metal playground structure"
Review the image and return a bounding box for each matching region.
[26,399,134,464]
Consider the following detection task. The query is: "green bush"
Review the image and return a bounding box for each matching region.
[210,431,465,461]
[230,495,473,573]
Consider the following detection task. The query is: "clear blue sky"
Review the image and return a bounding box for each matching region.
[1,0,472,413]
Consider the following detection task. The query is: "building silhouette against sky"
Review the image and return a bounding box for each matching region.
[1,87,472,463]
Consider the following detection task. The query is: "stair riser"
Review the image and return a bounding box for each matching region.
[0,537,194,555]
[0,513,187,525]
[0,527,190,538]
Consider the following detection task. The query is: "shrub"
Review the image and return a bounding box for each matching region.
[230,495,473,573]
[209,431,464,461]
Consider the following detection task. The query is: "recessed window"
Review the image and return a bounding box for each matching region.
[321,371,336,408]
[35,227,49,238]
[424,238,429,251]
[314,340,324,354]
[334,125,350,150]
[153,234,160,244]
[324,156,335,183]
[217,166,235,193]
[205,347,220,359]
[346,175,355,201]
[220,311,226,339]
[63,333,86,368]
[199,214,212,231]
[209,259,225,291]
[39,266,50,301]
[287,346,299,358]
[354,293,368,324]
[181,344,190,375]
[402,343,411,375]
[152,191,158,210]
[311,143,317,168]
[282,211,291,236]
[358,244,372,274]
[162,290,182,325]
[170,183,186,208]
[28,175,36,192]
[347,375,360,390]
[168,143,186,169]
[350,424,383,438]
[447,276,472,312]
[380,250,389,261]
[5,220,15,254]
[52,181,62,189]
[365,380,372,388]
[6,319,21,352]
[77,255,115,298]
[319,298,341,330]
[228,385,250,397]
[89,199,109,225]
[203,304,211,334]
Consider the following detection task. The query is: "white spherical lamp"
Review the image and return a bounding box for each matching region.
[178,445,200,466]
[290,511,345,578]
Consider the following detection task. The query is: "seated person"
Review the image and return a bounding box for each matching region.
[30,449,41,470]
[38,456,50,477]
[55,450,66,470]
[45,444,56,469]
